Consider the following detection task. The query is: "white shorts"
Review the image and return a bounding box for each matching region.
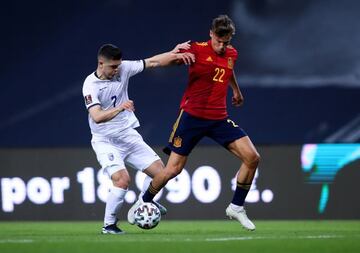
[91,128,160,177]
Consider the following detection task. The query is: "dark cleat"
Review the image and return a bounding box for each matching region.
[152,200,167,216]
[101,224,125,235]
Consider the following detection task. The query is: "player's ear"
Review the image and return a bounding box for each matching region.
[98,56,106,67]
[209,30,214,38]
[98,60,104,68]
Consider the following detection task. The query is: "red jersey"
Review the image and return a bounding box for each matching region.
[180,40,238,120]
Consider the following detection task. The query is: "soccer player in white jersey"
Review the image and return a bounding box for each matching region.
[82,42,194,234]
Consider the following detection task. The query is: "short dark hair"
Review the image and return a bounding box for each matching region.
[211,15,235,37]
[97,44,122,60]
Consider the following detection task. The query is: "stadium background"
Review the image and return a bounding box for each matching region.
[0,0,359,220]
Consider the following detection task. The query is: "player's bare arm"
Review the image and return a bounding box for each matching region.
[144,41,195,68]
[229,70,244,107]
[171,40,191,53]
[88,100,134,123]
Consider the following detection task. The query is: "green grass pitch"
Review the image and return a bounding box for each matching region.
[0,220,359,253]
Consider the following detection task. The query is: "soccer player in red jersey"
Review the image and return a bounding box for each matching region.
[128,15,260,230]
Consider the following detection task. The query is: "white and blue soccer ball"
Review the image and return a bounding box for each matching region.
[134,202,161,229]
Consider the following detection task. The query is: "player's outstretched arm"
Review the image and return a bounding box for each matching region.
[144,41,195,68]
[230,70,244,107]
[88,100,134,123]
[171,40,191,53]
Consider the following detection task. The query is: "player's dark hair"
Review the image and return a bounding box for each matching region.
[97,44,122,60]
[211,15,235,37]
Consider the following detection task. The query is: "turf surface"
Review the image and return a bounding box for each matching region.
[0,220,359,253]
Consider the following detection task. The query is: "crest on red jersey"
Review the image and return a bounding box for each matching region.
[228,57,234,69]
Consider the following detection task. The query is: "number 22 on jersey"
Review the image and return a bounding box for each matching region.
[213,68,225,83]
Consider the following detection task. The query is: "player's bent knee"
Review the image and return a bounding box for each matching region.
[164,166,182,180]
[112,177,130,189]
[245,152,260,170]
[251,152,261,168]
[108,166,130,188]
[253,151,261,162]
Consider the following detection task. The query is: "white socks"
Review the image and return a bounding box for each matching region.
[142,175,153,194]
[104,187,127,226]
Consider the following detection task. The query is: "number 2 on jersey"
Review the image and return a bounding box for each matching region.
[213,68,225,83]
[111,96,117,107]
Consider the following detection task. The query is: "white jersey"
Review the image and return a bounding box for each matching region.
[82,60,145,138]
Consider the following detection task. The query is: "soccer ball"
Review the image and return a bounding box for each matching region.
[134,202,161,229]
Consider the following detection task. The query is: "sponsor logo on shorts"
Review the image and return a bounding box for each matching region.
[173,136,182,148]
[108,153,114,161]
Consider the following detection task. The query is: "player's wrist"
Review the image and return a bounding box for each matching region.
[116,106,125,113]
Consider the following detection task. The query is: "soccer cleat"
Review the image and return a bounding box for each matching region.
[101,224,125,235]
[138,192,167,216]
[152,200,167,216]
[226,205,256,231]
[127,197,144,225]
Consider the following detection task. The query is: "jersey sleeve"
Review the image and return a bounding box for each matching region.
[121,60,145,78]
[82,81,101,110]
[229,46,238,62]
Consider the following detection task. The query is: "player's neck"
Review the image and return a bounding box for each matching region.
[95,69,106,80]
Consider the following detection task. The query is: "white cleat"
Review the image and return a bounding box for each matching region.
[127,197,144,225]
[226,205,256,231]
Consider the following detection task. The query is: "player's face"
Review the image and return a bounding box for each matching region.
[210,31,232,55]
[99,59,121,79]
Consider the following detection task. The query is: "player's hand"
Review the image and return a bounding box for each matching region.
[120,100,135,112]
[176,52,195,65]
[172,40,191,53]
[232,93,244,107]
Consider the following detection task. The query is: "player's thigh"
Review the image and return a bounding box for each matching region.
[125,138,162,173]
[91,140,126,177]
[228,136,260,164]
[207,117,246,149]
